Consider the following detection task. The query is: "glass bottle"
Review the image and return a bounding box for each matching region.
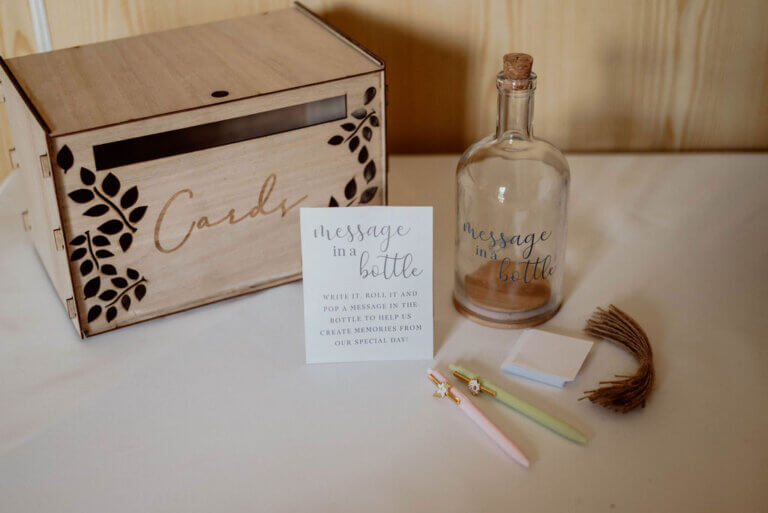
[453,53,569,328]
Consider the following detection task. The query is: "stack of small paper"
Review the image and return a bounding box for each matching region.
[501,329,593,388]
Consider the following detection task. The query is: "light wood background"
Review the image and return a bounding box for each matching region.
[2,0,767,186]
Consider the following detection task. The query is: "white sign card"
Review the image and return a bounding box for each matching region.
[300,207,434,363]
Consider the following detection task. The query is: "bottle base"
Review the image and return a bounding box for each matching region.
[453,294,561,329]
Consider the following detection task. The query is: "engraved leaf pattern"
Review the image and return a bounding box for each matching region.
[83,204,109,217]
[84,277,101,298]
[70,235,86,246]
[80,167,95,185]
[87,305,102,323]
[129,206,147,223]
[325,87,381,207]
[92,235,110,246]
[102,173,120,197]
[70,248,87,261]
[344,178,357,200]
[121,186,139,209]
[99,290,117,301]
[364,87,376,105]
[363,161,376,183]
[98,219,123,235]
[80,260,93,276]
[56,146,74,173]
[64,150,149,325]
[360,187,379,204]
[69,189,94,203]
[119,233,133,252]
[112,277,128,288]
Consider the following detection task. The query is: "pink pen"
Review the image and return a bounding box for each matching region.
[428,368,530,468]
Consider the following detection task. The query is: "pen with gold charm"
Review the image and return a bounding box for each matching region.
[428,368,530,467]
[449,364,587,445]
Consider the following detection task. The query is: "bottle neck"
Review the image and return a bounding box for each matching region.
[496,88,534,140]
[495,71,536,141]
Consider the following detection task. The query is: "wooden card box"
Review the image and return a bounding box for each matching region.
[0,4,386,337]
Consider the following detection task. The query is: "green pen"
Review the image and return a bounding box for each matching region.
[448,364,588,445]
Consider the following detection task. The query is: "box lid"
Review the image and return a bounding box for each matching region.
[3,5,382,136]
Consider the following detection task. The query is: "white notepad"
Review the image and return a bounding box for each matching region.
[501,329,593,387]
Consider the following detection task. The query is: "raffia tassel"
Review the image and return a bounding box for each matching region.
[580,305,655,413]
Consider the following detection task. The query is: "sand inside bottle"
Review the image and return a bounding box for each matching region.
[464,260,551,312]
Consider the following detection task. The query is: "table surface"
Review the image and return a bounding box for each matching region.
[2,154,767,513]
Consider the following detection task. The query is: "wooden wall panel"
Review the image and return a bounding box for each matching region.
[315,0,768,153]
[0,0,37,185]
[1,0,766,187]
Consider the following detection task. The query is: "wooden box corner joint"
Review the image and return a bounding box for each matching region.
[39,154,51,178]
[53,228,65,251]
[8,147,18,169]
[66,298,77,319]
[21,210,30,232]
[1,5,386,337]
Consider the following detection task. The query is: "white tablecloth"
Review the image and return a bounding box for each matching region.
[1,154,767,512]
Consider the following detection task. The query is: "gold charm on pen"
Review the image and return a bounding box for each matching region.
[429,373,461,404]
[452,370,496,397]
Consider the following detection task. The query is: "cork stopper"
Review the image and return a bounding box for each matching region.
[503,53,533,80]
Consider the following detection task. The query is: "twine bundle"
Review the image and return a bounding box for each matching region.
[580,305,655,413]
